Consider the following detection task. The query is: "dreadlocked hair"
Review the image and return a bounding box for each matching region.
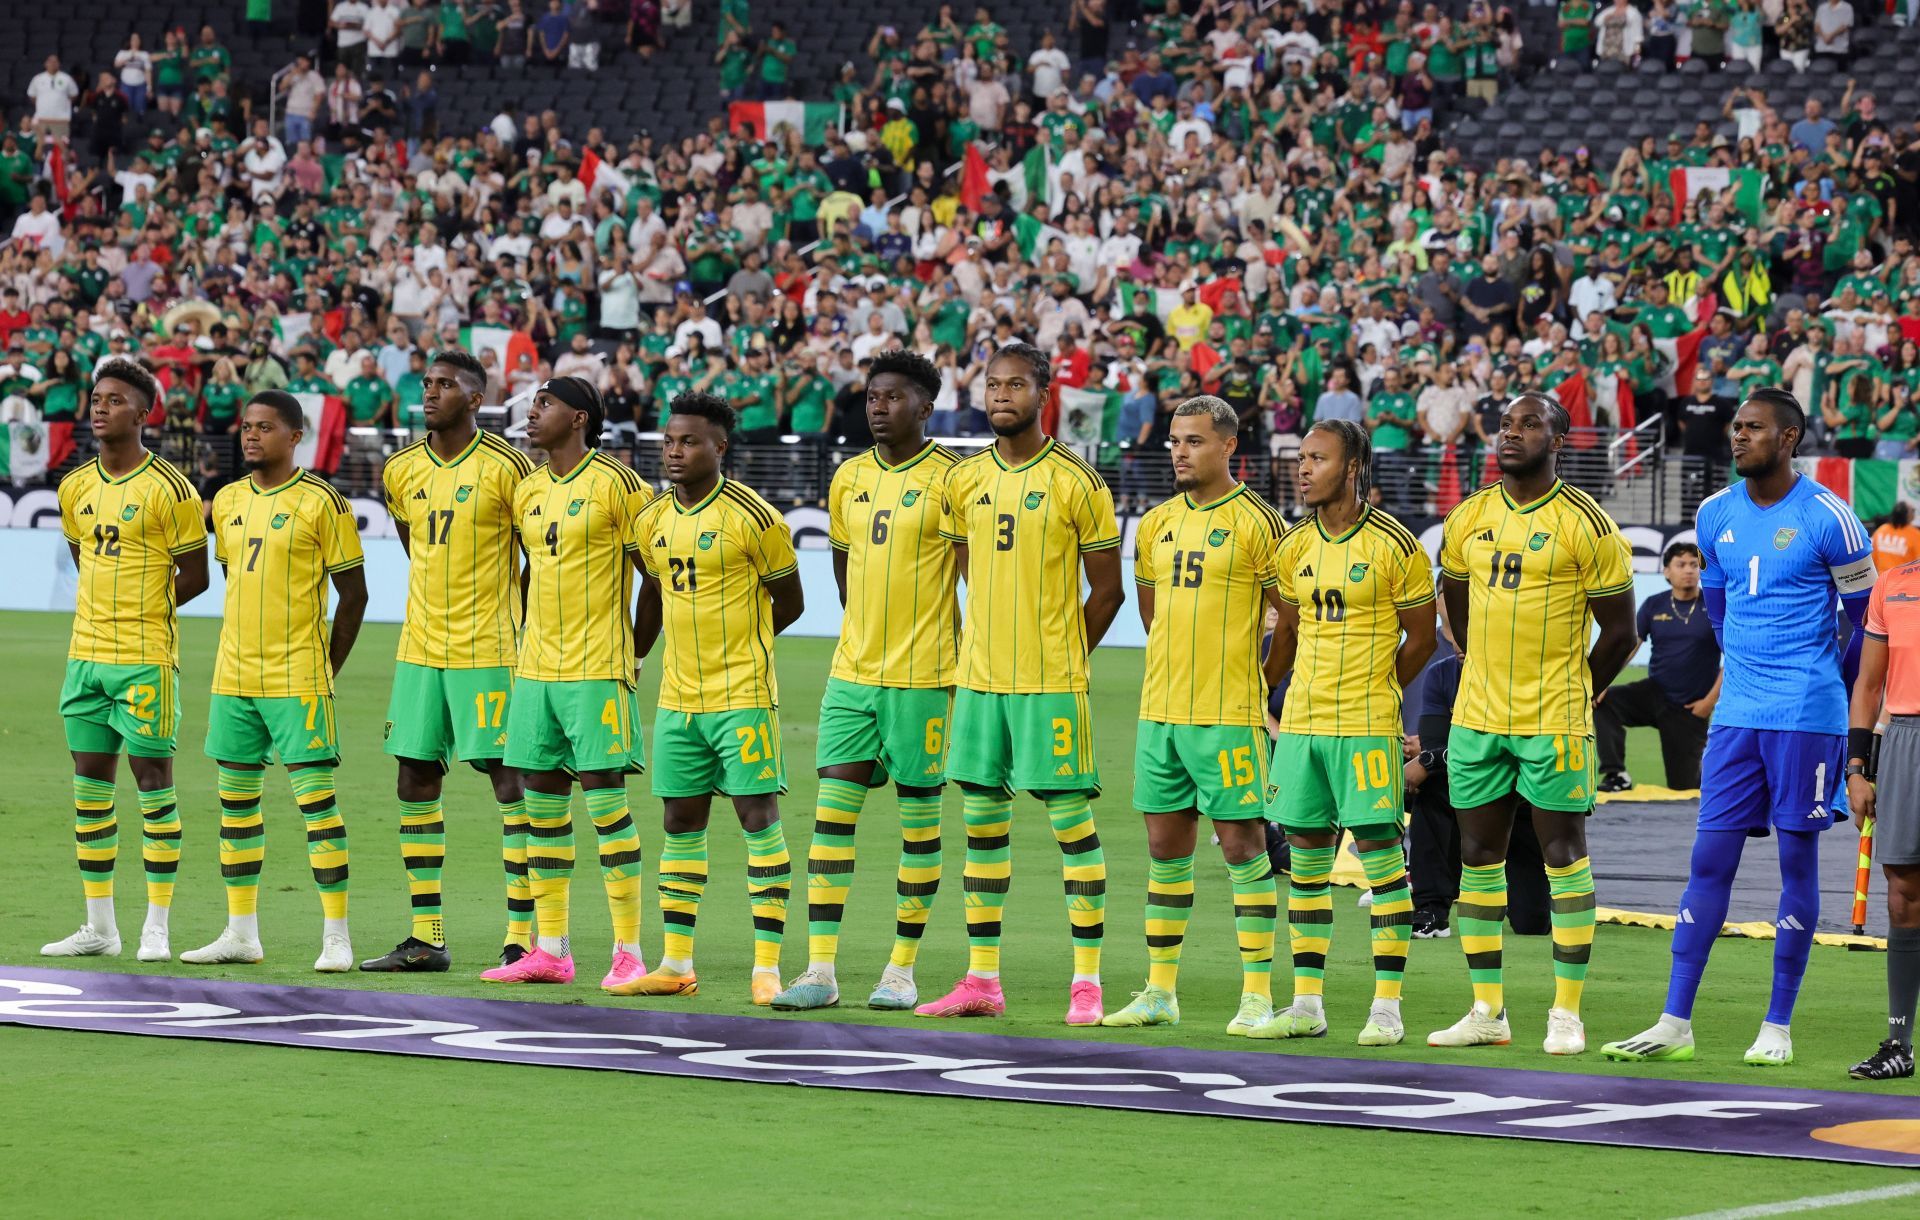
[1307,418,1372,504]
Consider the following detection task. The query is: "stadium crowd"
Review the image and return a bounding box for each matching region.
[2,0,1919,514]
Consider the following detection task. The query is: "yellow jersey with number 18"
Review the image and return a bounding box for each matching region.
[513,450,653,685]
[59,453,205,667]
[828,442,960,689]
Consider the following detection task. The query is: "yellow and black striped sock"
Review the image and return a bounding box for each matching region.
[586,786,643,946]
[216,767,266,918]
[1145,853,1195,992]
[1047,792,1105,978]
[500,798,532,949]
[806,778,867,968]
[745,822,790,971]
[1358,844,1413,1002]
[1287,844,1337,1000]
[398,799,445,945]
[72,775,117,907]
[890,792,943,968]
[659,829,707,965]
[289,767,348,921]
[1458,862,1508,1013]
[524,789,575,949]
[962,790,1013,975]
[137,786,181,910]
[1546,857,1597,1015]
[1227,854,1277,998]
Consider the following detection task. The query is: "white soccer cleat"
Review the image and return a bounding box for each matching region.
[1357,1000,1405,1046]
[41,925,121,957]
[180,928,265,965]
[136,927,172,962]
[1600,1016,1695,1062]
[314,931,354,973]
[1744,1021,1794,1067]
[1427,1001,1512,1047]
[1544,1007,1587,1055]
[1356,888,1374,909]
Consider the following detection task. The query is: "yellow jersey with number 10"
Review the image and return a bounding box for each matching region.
[59,453,205,667]
[513,450,653,685]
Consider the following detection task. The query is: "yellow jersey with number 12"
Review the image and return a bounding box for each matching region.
[59,453,205,667]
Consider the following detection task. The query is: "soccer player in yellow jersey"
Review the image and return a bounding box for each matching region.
[361,350,535,974]
[917,343,1125,1025]
[1250,420,1436,1047]
[182,391,368,972]
[772,351,959,1012]
[1429,392,1637,1055]
[44,360,208,963]
[482,377,653,990]
[1098,397,1290,1036]
[615,392,804,1006]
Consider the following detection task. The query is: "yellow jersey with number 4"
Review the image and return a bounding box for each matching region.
[59,453,205,667]
[513,450,653,685]
[1438,480,1633,737]
[828,442,960,689]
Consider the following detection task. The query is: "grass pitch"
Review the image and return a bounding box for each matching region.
[1,611,1914,1218]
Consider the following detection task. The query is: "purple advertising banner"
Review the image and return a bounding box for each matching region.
[5,967,1919,1166]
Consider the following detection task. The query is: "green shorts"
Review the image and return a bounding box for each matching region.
[1133,721,1271,819]
[1448,726,1596,814]
[383,661,515,769]
[60,660,182,758]
[502,677,645,776]
[204,693,340,766]
[651,707,787,798]
[816,678,950,787]
[1266,732,1405,837]
[946,688,1100,796]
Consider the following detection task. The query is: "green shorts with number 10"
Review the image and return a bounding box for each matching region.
[816,678,950,787]
[945,688,1100,796]
[1266,732,1405,837]
[1447,726,1596,814]
[383,662,515,769]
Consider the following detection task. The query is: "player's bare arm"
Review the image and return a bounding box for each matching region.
[766,568,805,635]
[1441,572,1471,660]
[633,563,663,659]
[832,545,849,606]
[1136,582,1154,633]
[1847,634,1888,827]
[328,564,368,677]
[1395,602,1438,690]
[1265,596,1300,690]
[1586,588,1638,695]
[1081,546,1123,652]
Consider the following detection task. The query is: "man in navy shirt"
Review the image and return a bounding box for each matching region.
[1596,541,1723,792]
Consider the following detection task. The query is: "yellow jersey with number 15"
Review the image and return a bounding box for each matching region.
[513,450,653,685]
[59,453,205,667]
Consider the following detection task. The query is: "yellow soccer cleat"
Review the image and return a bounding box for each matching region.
[608,964,699,997]
[751,971,783,1006]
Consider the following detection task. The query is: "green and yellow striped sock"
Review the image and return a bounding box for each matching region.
[524,789,575,945]
[216,767,265,917]
[806,778,867,968]
[1145,853,1195,992]
[1227,854,1277,998]
[890,792,943,969]
[500,798,532,949]
[1547,857,1597,1015]
[1458,862,1509,1013]
[745,822,791,971]
[72,775,118,903]
[1288,844,1337,999]
[1359,844,1413,1002]
[1047,792,1105,978]
[586,786,643,947]
[289,767,348,921]
[962,790,1013,975]
[398,798,445,945]
[137,785,181,910]
[659,829,708,965]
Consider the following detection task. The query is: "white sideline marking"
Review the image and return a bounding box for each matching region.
[1673,1181,1920,1219]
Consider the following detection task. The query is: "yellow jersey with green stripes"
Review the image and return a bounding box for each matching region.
[383,430,535,670]
[1275,504,1436,736]
[940,438,1121,694]
[1133,484,1287,727]
[58,452,205,667]
[827,442,960,689]
[513,450,653,685]
[209,470,364,697]
[1438,479,1634,737]
[635,476,798,713]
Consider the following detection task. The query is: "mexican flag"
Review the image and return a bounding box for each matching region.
[1829,458,1920,520]
[1668,167,1766,226]
[0,419,51,484]
[290,393,350,476]
[727,101,840,145]
[1057,384,1124,448]
[579,148,630,209]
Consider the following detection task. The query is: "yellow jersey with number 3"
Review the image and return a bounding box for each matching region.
[384,431,534,670]
[1438,480,1633,737]
[1274,504,1436,736]
[513,450,652,685]
[940,438,1121,694]
[635,477,798,713]
[59,453,205,667]
[210,470,365,697]
[1133,484,1287,727]
[828,442,960,689]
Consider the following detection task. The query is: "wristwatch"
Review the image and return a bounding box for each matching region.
[1845,762,1869,779]
[1415,747,1444,771]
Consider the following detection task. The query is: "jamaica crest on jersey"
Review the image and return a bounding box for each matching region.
[1527,531,1550,551]
[697,530,719,550]
[1774,527,1798,550]
[1348,561,1370,582]
[900,489,921,507]
[455,485,474,503]
[119,504,139,522]
[1023,491,1046,510]
[1207,528,1231,547]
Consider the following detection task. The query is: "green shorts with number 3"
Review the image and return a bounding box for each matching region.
[502,677,644,775]
[1447,726,1596,814]
[945,688,1100,796]
[1134,721,1270,819]
[60,660,182,757]
[1267,732,1405,837]
[651,707,787,798]
[204,693,340,766]
[816,678,950,787]
[383,662,516,768]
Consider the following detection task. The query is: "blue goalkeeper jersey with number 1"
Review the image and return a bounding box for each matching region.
[1696,475,1875,734]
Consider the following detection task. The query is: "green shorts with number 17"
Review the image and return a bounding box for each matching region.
[383,662,515,768]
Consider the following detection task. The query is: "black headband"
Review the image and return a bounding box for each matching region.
[540,375,599,416]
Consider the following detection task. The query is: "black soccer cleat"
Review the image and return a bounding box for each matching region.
[1849,1039,1915,1081]
[359,937,451,973]
[1412,908,1452,939]
[1598,772,1633,794]
[498,942,529,969]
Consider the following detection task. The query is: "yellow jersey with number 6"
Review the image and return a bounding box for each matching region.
[828,442,960,689]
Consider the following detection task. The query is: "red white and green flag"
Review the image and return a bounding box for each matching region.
[1668,167,1766,225]
[727,101,841,145]
[1810,457,1920,520]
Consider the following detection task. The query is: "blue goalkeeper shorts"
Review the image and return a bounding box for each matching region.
[1696,725,1847,838]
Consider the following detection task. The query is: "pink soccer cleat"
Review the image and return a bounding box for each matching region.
[1065,981,1105,1026]
[600,948,647,992]
[479,946,575,984]
[914,974,1007,1018]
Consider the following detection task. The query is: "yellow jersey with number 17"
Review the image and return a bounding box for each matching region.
[1438,480,1633,737]
[59,453,205,667]
[513,450,653,685]
[383,430,534,670]
[210,470,365,698]
[940,438,1121,695]
[828,442,960,689]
